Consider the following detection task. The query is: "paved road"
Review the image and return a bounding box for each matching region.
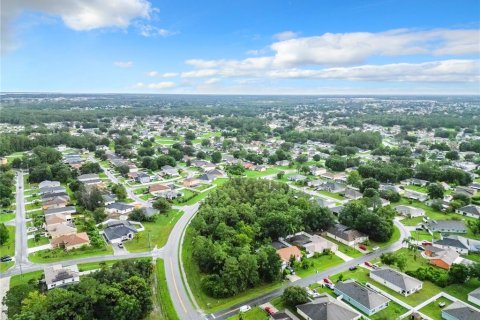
[208,219,410,320]
[11,171,31,273]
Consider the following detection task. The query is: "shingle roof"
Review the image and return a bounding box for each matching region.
[103,221,138,241]
[370,268,422,292]
[443,300,480,320]
[297,294,360,320]
[469,287,480,300]
[458,205,480,217]
[434,236,469,250]
[335,280,389,310]
[426,220,467,232]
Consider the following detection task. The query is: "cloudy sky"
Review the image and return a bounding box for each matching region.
[2,0,479,94]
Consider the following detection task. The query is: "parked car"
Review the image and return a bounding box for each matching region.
[372,264,380,269]
[372,246,380,251]
[324,282,335,290]
[359,244,367,250]
[1,256,12,262]
[239,305,251,313]
[118,243,124,248]
[417,246,425,251]
[264,307,275,315]
[323,278,332,284]
[364,261,373,268]
[422,240,432,246]
[349,265,358,271]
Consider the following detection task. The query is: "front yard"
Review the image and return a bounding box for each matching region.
[28,245,113,263]
[295,253,344,278]
[0,226,15,257]
[124,210,182,252]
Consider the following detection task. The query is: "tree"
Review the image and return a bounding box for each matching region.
[282,286,309,308]
[75,185,104,211]
[112,184,127,200]
[93,207,107,223]
[129,208,155,222]
[380,253,397,265]
[445,150,460,161]
[0,223,9,245]
[277,171,285,180]
[339,201,368,227]
[427,183,445,199]
[80,162,102,174]
[355,213,393,242]
[347,170,362,188]
[185,131,196,141]
[448,264,470,284]
[211,151,222,164]
[118,165,130,176]
[360,178,379,193]
[396,254,407,271]
[325,155,346,172]
[152,198,171,214]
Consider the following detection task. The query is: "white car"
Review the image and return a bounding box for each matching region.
[239,305,251,313]
[372,246,380,251]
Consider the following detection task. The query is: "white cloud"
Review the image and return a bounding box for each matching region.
[114,61,133,68]
[136,23,175,37]
[146,71,178,77]
[204,78,220,85]
[273,31,299,41]
[135,81,176,89]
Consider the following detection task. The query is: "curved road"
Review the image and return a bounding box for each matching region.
[2,169,409,320]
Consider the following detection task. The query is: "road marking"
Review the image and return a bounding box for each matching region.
[170,258,188,314]
[215,307,239,318]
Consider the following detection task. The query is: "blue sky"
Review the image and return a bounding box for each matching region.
[2,0,479,94]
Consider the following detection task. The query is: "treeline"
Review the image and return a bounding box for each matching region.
[0,132,109,156]
[460,140,480,153]
[282,129,382,150]
[4,259,154,320]
[190,178,335,298]
[0,166,15,207]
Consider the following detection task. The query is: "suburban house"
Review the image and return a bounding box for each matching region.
[343,187,363,200]
[325,224,368,247]
[41,191,69,202]
[38,186,66,195]
[149,183,171,196]
[316,198,336,208]
[276,246,302,269]
[102,194,116,206]
[468,287,480,306]
[105,202,135,216]
[454,186,476,197]
[77,174,102,186]
[424,220,467,234]
[310,166,327,176]
[442,300,480,320]
[296,294,361,320]
[424,246,460,270]
[46,223,77,239]
[404,190,428,202]
[433,235,477,255]
[44,264,80,290]
[44,206,76,216]
[275,160,290,166]
[39,180,61,189]
[456,204,480,218]
[161,165,179,177]
[270,312,293,320]
[42,196,69,210]
[103,220,138,244]
[183,178,202,188]
[395,205,425,217]
[318,181,346,193]
[50,232,90,250]
[334,280,390,316]
[136,172,151,184]
[286,232,337,255]
[370,268,423,296]
[288,174,307,182]
[158,190,182,200]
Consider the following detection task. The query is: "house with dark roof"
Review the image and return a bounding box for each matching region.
[433,235,472,255]
[44,264,80,290]
[44,206,76,216]
[296,294,361,320]
[325,224,368,247]
[425,220,467,234]
[38,186,66,195]
[334,280,390,316]
[442,300,480,320]
[456,204,480,218]
[370,268,423,296]
[468,287,480,306]
[343,187,362,200]
[105,202,135,216]
[103,220,138,244]
[136,172,151,184]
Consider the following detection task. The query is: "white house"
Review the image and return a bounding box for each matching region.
[44,264,80,290]
[370,268,423,296]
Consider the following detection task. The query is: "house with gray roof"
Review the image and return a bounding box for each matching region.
[370,268,423,296]
[44,264,79,290]
[343,187,362,200]
[296,294,361,320]
[103,220,138,244]
[468,287,480,306]
[456,204,480,218]
[326,224,368,247]
[433,235,472,255]
[105,202,135,216]
[334,280,390,316]
[442,300,480,320]
[395,205,425,217]
[44,206,76,216]
[38,180,61,189]
[425,220,467,234]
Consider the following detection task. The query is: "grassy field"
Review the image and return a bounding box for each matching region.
[317,190,345,200]
[419,296,453,320]
[244,168,280,178]
[124,210,182,252]
[150,259,180,320]
[182,227,283,313]
[404,185,428,193]
[295,253,344,278]
[175,189,212,206]
[226,307,269,320]
[27,236,50,248]
[0,213,15,223]
[324,236,363,258]
[10,270,44,288]
[78,259,122,271]
[28,245,113,263]
[0,226,15,257]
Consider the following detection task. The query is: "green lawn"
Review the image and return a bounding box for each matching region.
[182,227,283,313]
[174,189,212,206]
[0,213,15,223]
[244,168,280,178]
[124,210,182,252]
[78,259,122,272]
[370,225,401,249]
[295,253,344,278]
[213,178,229,187]
[28,245,113,263]
[419,297,453,320]
[10,270,44,288]
[463,252,480,263]
[317,190,345,200]
[226,307,269,320]
[0,261,14,272]
[27,236,50,248]
[405,185,428,193]
[151,259,180,320]
[0,226,15,257]
[25,202,41,210]
[410,230,441,242]
[324,236,363,258]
